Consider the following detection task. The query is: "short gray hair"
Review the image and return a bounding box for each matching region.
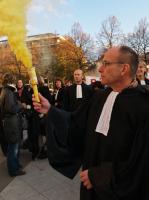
[119,46,139,78]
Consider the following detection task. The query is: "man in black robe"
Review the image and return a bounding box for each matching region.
[33,46,149,200]
[64,69,93,111]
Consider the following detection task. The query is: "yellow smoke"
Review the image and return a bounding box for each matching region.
[0,0,32,69]
[0,0,40,102]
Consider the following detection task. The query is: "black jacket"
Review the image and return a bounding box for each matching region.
[0,86,23,143]
[52,87,65,109]
[64,83,93,111]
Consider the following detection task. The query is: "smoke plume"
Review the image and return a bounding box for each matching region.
[0,0,32,68]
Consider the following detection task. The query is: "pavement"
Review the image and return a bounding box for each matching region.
[0,149,80,200]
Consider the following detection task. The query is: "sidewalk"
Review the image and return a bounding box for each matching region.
[0,157,80,200]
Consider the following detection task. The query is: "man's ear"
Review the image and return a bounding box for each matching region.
[121,64,130,76]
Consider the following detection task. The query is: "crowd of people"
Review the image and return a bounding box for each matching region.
[0,68,98,176]
[1,45,149,199]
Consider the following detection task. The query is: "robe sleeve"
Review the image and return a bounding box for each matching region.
[45,100,90,179]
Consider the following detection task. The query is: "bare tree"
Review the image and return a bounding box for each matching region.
[70,22,96,63]
[96,16,122,48]
[126,18,149,62]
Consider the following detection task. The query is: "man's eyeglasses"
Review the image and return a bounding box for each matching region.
[101,61,124,67]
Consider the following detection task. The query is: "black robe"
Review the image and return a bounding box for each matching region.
[137,78,149,85]
[46,85,149,200]
[63,83,93,111]
[52,87,66,109]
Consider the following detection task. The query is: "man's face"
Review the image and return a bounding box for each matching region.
[17,80,23,89]
[99,47,124,87]
[136,64,146,78]
[55,80,62,89]
[74,70,83,84]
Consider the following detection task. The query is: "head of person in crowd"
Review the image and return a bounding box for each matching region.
[91,80,105,91]
[44,78,48,86]
[99,45,139,92]
[73,69,84,85]
[54,79,63,90]
[146,65,149,79]
[16,79,25,98]
[16,79,24,90]
[136,61,147,81]
[38,76,45,87]
[65,79,72,87]
[2,73,16,87]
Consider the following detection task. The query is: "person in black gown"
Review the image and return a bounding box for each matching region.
[64,69,93,111]
[32,46,149,200]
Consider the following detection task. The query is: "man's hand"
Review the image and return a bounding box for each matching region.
[32,93,51,114]
[80,170,93,190]
[22,103,27,109]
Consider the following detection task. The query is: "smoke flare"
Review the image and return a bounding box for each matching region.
[0,0,32,68]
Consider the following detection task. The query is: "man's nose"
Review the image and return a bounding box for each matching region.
[98,65,104,73]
